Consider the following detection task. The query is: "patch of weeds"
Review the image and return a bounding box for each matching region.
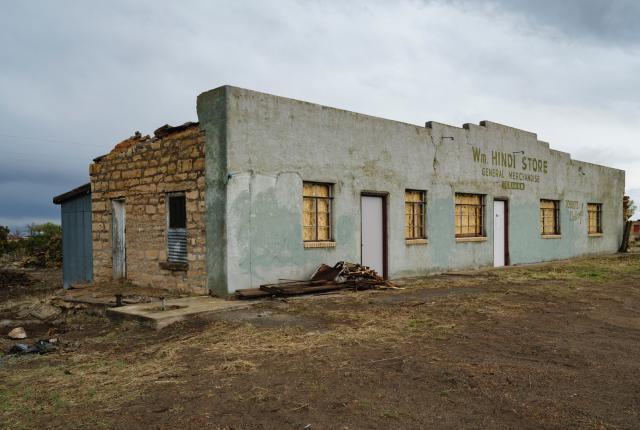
[48,391,66,410]
[21,387,32,402]
[169,404,184,413]
[407,318,434,329]
[576,270,607,280]
[0,387,16,413]
[213,359,257,374]
[381,410,399,419]
[111,359,127,368]
[358,399,372,409]
[431,324,456,340]
[87,387,97,398]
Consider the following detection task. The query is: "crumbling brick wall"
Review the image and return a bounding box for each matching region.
[89,123,207,293]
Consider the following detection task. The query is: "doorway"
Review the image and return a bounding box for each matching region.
[361,193,387,277]
[493,199,508,267]
[112,199,126,279]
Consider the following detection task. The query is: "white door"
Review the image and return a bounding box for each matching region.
[361,195,385,276]
[493,200,505,267]
[112,199,126,279]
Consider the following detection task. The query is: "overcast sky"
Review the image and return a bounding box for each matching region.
[1,0,639,230]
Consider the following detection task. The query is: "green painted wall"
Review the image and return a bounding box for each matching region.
[198,86,625,293]
[197,87,228,296]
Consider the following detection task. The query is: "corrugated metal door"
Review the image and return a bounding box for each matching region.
[61,195,93,288]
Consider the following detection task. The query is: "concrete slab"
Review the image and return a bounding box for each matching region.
[106,296,255,329]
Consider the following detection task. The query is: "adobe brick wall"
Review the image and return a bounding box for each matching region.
[89,124,207,293]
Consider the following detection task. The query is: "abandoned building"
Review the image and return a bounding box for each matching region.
[54,86,625,296]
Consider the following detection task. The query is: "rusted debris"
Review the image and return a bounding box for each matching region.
[153,122,199,139]
[235,261,397,299]
[8,339,58,355]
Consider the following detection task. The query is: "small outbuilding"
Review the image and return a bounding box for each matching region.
[53,183,93,288]
[631,220,640,242]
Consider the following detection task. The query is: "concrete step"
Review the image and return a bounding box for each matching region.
[106,296,255,329]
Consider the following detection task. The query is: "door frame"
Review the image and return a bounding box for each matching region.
[111,198,126,279]
[360,191,389,279]
[493,197,510,266]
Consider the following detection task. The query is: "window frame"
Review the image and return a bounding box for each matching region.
[302,181,334,243]
[166,192,188,264]
[454,193,486,239]
[540,199,561,236]
[405,189,427,240]
[168,194,187,229]
[587,203,602,234]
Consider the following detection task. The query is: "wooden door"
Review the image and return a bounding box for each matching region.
[493,200,506,267]
[112,199,126,279]
[361,195,386,276]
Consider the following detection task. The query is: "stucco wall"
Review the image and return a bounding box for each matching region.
[90,125,207,293]
[198,86,625,293]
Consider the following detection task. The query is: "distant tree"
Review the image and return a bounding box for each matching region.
[0,225,17,256]
[8,222,63,267]
[0,225,9,242]
[28,222,61,237]
[626,199,637,221]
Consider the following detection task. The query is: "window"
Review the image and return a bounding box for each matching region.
[588,203,602,234]
[167,194,187,263]
[540,199,560,235]
[405,190,426,239]
[455,193,485,238]
[303,182,333,242]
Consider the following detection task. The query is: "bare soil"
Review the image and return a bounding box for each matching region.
[1,254,640,429]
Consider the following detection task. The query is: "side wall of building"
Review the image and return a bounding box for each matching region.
[197,88,229,297]
[90,126,207,293]
[60,194,93,288]
[199,86,625,293]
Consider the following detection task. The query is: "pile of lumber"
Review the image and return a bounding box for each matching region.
[235,261,396,299]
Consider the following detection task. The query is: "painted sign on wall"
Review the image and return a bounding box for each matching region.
[566,200,584,222]
[471,147,549,188]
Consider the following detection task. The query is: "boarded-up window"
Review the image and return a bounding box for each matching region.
[167,194,187,262]
[303,182,332,242]
[588,203,602,234]
[540,199,560,235]
[455,193,485,237]
[405,190,426,239]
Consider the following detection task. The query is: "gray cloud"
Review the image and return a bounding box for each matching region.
[1,0,639,231]
[450,0,640,47]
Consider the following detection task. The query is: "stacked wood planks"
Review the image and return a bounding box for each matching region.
[235,261,395,299]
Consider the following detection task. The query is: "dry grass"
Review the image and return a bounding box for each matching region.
[1,253,639,429]
[1,336,190,429]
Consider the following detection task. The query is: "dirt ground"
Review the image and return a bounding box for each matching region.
[1,254,640,430]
